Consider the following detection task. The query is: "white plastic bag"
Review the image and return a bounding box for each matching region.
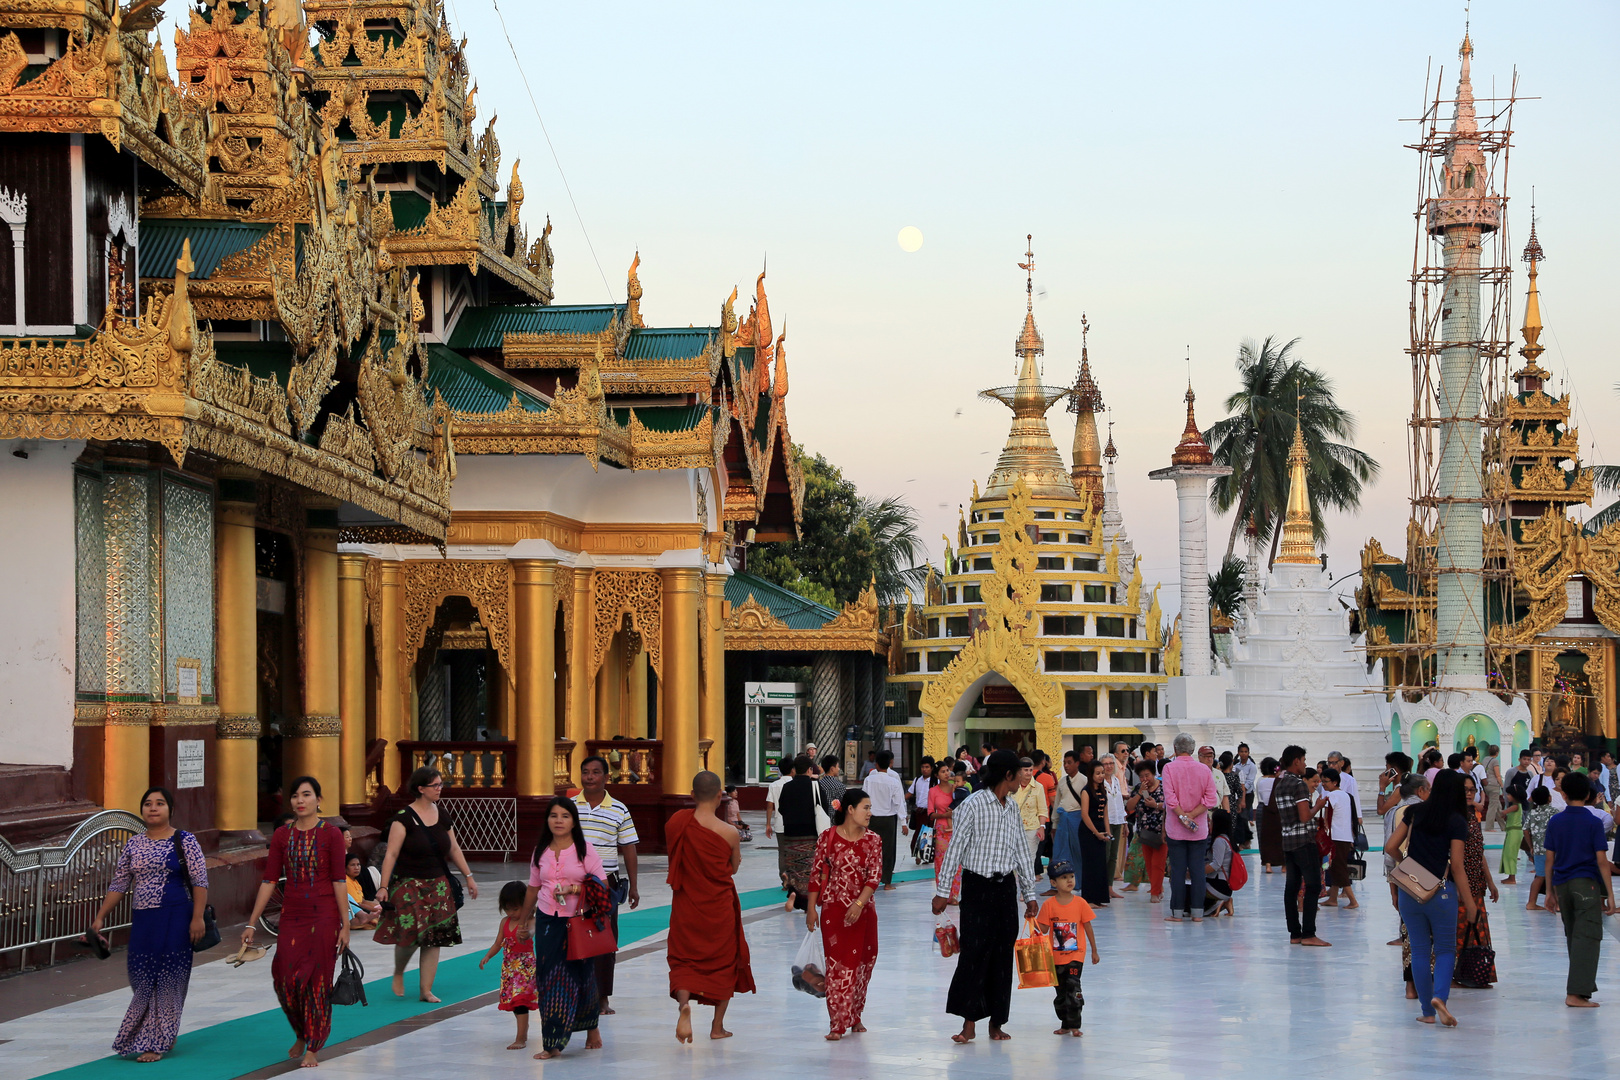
[791,930,826,997]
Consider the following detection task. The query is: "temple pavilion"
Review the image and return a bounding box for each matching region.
[0,0,806,871]
[886,258,1164,762]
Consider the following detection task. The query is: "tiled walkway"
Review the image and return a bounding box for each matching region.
[4,827,1618,1079]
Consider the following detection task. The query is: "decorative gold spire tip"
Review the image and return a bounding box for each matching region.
[1170,382,1214,466]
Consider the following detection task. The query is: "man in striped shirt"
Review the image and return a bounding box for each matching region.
[575,755,640,1012]
[933,749,1039,1043]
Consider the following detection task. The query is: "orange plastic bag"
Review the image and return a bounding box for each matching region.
[1015,918,1056,989]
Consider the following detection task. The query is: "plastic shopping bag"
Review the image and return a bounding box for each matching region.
[791,930,827,998]
[934,908,960,958]
[1015,918,1057,989]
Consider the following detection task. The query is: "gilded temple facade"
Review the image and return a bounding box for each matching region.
[1358,224,1616,758]
[887,274,1164,760]
[0,1,803,857]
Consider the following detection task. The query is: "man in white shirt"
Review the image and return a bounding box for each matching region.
[1236,744,1260,821]
[764,757,795,840]
[1321,768,1357,908]
[864,750,908,889]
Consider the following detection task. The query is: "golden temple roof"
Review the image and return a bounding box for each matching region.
[1068,315,1104,501]
[1515,218,1548,376]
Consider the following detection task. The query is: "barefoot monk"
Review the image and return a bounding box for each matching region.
[667,770,755,1042]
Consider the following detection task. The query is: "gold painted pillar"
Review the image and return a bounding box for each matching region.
[565,568,595,785]
[596,634,624,739]
[701,571,726,778]
[214,470,260,834]
[287,501,341,792]
[376,559,405,790]
[512,559,557,797]
[627,648,649,738]
[661,567,702,790]
[338,553,368,806]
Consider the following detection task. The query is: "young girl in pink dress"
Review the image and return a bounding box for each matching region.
[480,881,540,1049]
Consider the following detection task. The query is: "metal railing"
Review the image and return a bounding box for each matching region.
[439,797,517,858]
[0,810,143,957]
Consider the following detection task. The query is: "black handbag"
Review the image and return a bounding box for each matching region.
[170,831,220,952]
[331,948,368,1006]
[1454,915,1496,989]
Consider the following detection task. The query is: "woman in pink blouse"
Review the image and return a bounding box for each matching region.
[518,797,606,1059]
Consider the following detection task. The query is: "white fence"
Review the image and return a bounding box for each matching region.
[439,797,518,858]
[0,810,143,958]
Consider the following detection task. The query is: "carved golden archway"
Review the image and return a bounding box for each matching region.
[918,626,1064,759]
[592,570,662,677]
[398,559,515,684]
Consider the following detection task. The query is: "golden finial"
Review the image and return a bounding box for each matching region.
[1276,385,1316,564]
[1170,377,1214,466]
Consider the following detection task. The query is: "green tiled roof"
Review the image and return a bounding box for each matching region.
[726,572,837,630]
[447,305,624,350]
[624,327,714,360]
[611,404,708,432]
[139,221,272,280]
[389,191,432,231]
[425,344,547,415]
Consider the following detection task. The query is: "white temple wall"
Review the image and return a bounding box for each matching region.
[449,455,703,527]
[0,439,80,767]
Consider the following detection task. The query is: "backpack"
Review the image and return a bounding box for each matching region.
[1228,846,1249,891]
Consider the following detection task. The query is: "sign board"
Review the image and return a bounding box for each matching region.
[177,740,205,789]
[981,685,1026,706]
[175,658,201,704]
[1565,579,1585,620]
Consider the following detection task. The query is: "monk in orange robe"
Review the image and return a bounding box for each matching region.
[667,770,754,1042]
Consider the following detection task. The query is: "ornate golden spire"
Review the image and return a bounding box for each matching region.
[1068,313,1104,500]
[982,236,1070,499]
[1515,214,1549,385]
[1169,382,1214,466]
[1275,403,1317,564]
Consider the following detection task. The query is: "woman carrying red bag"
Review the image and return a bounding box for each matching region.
[516,798,606,1060]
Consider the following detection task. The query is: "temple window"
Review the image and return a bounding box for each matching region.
[1065,690,1099,719]
[904,652,920,672]
[1042,615,1086,635]
[926,617,940,638]
[1110,651,1147,674]
[1109,690,1146,719]
[1039,531,1062,542]
[973,557,993,571]
[988,511,1004,521]
[1037,556,1065,571]
[1067,533,1089,544]
[979,531,1000,544]
[1083,584,1109,603]
[961,585,982,603]
[1096,616,1126,637]
[1033,510,1055,520]
[1064,511,1085,521]
[926,651,957,672]
[1040,584,1073,602]
[944,615,971,637]
[1075,558,1100,572]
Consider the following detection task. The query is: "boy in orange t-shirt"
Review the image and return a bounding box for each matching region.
[1033,861,1100,1036]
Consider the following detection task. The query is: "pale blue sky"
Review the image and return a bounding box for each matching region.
[177,1,1620,616]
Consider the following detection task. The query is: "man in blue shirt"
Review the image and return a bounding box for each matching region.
[1543,771,1618,1007]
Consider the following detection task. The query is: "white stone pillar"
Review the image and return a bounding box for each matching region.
[1173,475,1214,677]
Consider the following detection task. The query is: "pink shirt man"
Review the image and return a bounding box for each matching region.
[528,840,606,917]
[1161,753,1218,841]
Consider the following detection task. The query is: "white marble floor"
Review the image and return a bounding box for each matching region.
[4,828,1619,1080]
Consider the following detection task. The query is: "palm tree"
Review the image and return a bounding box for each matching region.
[859,493,927,602]
[1208,556,1246,619]
[1204,336,1379,567]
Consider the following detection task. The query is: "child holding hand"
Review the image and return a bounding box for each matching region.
[480,881,540,1049]
[1034,860,1100,1036]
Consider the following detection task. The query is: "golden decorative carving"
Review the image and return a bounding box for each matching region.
[823,579,880,632]
[399,558,514,683]
[724,594,790,633]
[287,715,342,738]
[216,714,262,739]
[592,570,662,677]
[919,479,1063,756]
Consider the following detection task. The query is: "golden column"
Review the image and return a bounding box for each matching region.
[627,648,650,739]
[376,559,405,790]
[596,634,624,739]
[214,470,260,835]
[701,571,727,776]
[512,559,557,797]
[337,553,368,806]
[564,568,595,784]
[287,500,341,791]
[660,567,702,790]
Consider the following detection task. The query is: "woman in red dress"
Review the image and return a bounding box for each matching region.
[807,787,882,1041]
[244,776,349,1069]
[928,767,962,902]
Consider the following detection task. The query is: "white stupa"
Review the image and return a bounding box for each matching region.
[1224,417,1390,799]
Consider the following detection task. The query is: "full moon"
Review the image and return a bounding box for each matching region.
[897,226,924,252]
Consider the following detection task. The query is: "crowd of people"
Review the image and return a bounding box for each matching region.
[88,736,1619,1065]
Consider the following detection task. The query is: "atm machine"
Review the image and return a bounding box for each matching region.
[744,681,805,784]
